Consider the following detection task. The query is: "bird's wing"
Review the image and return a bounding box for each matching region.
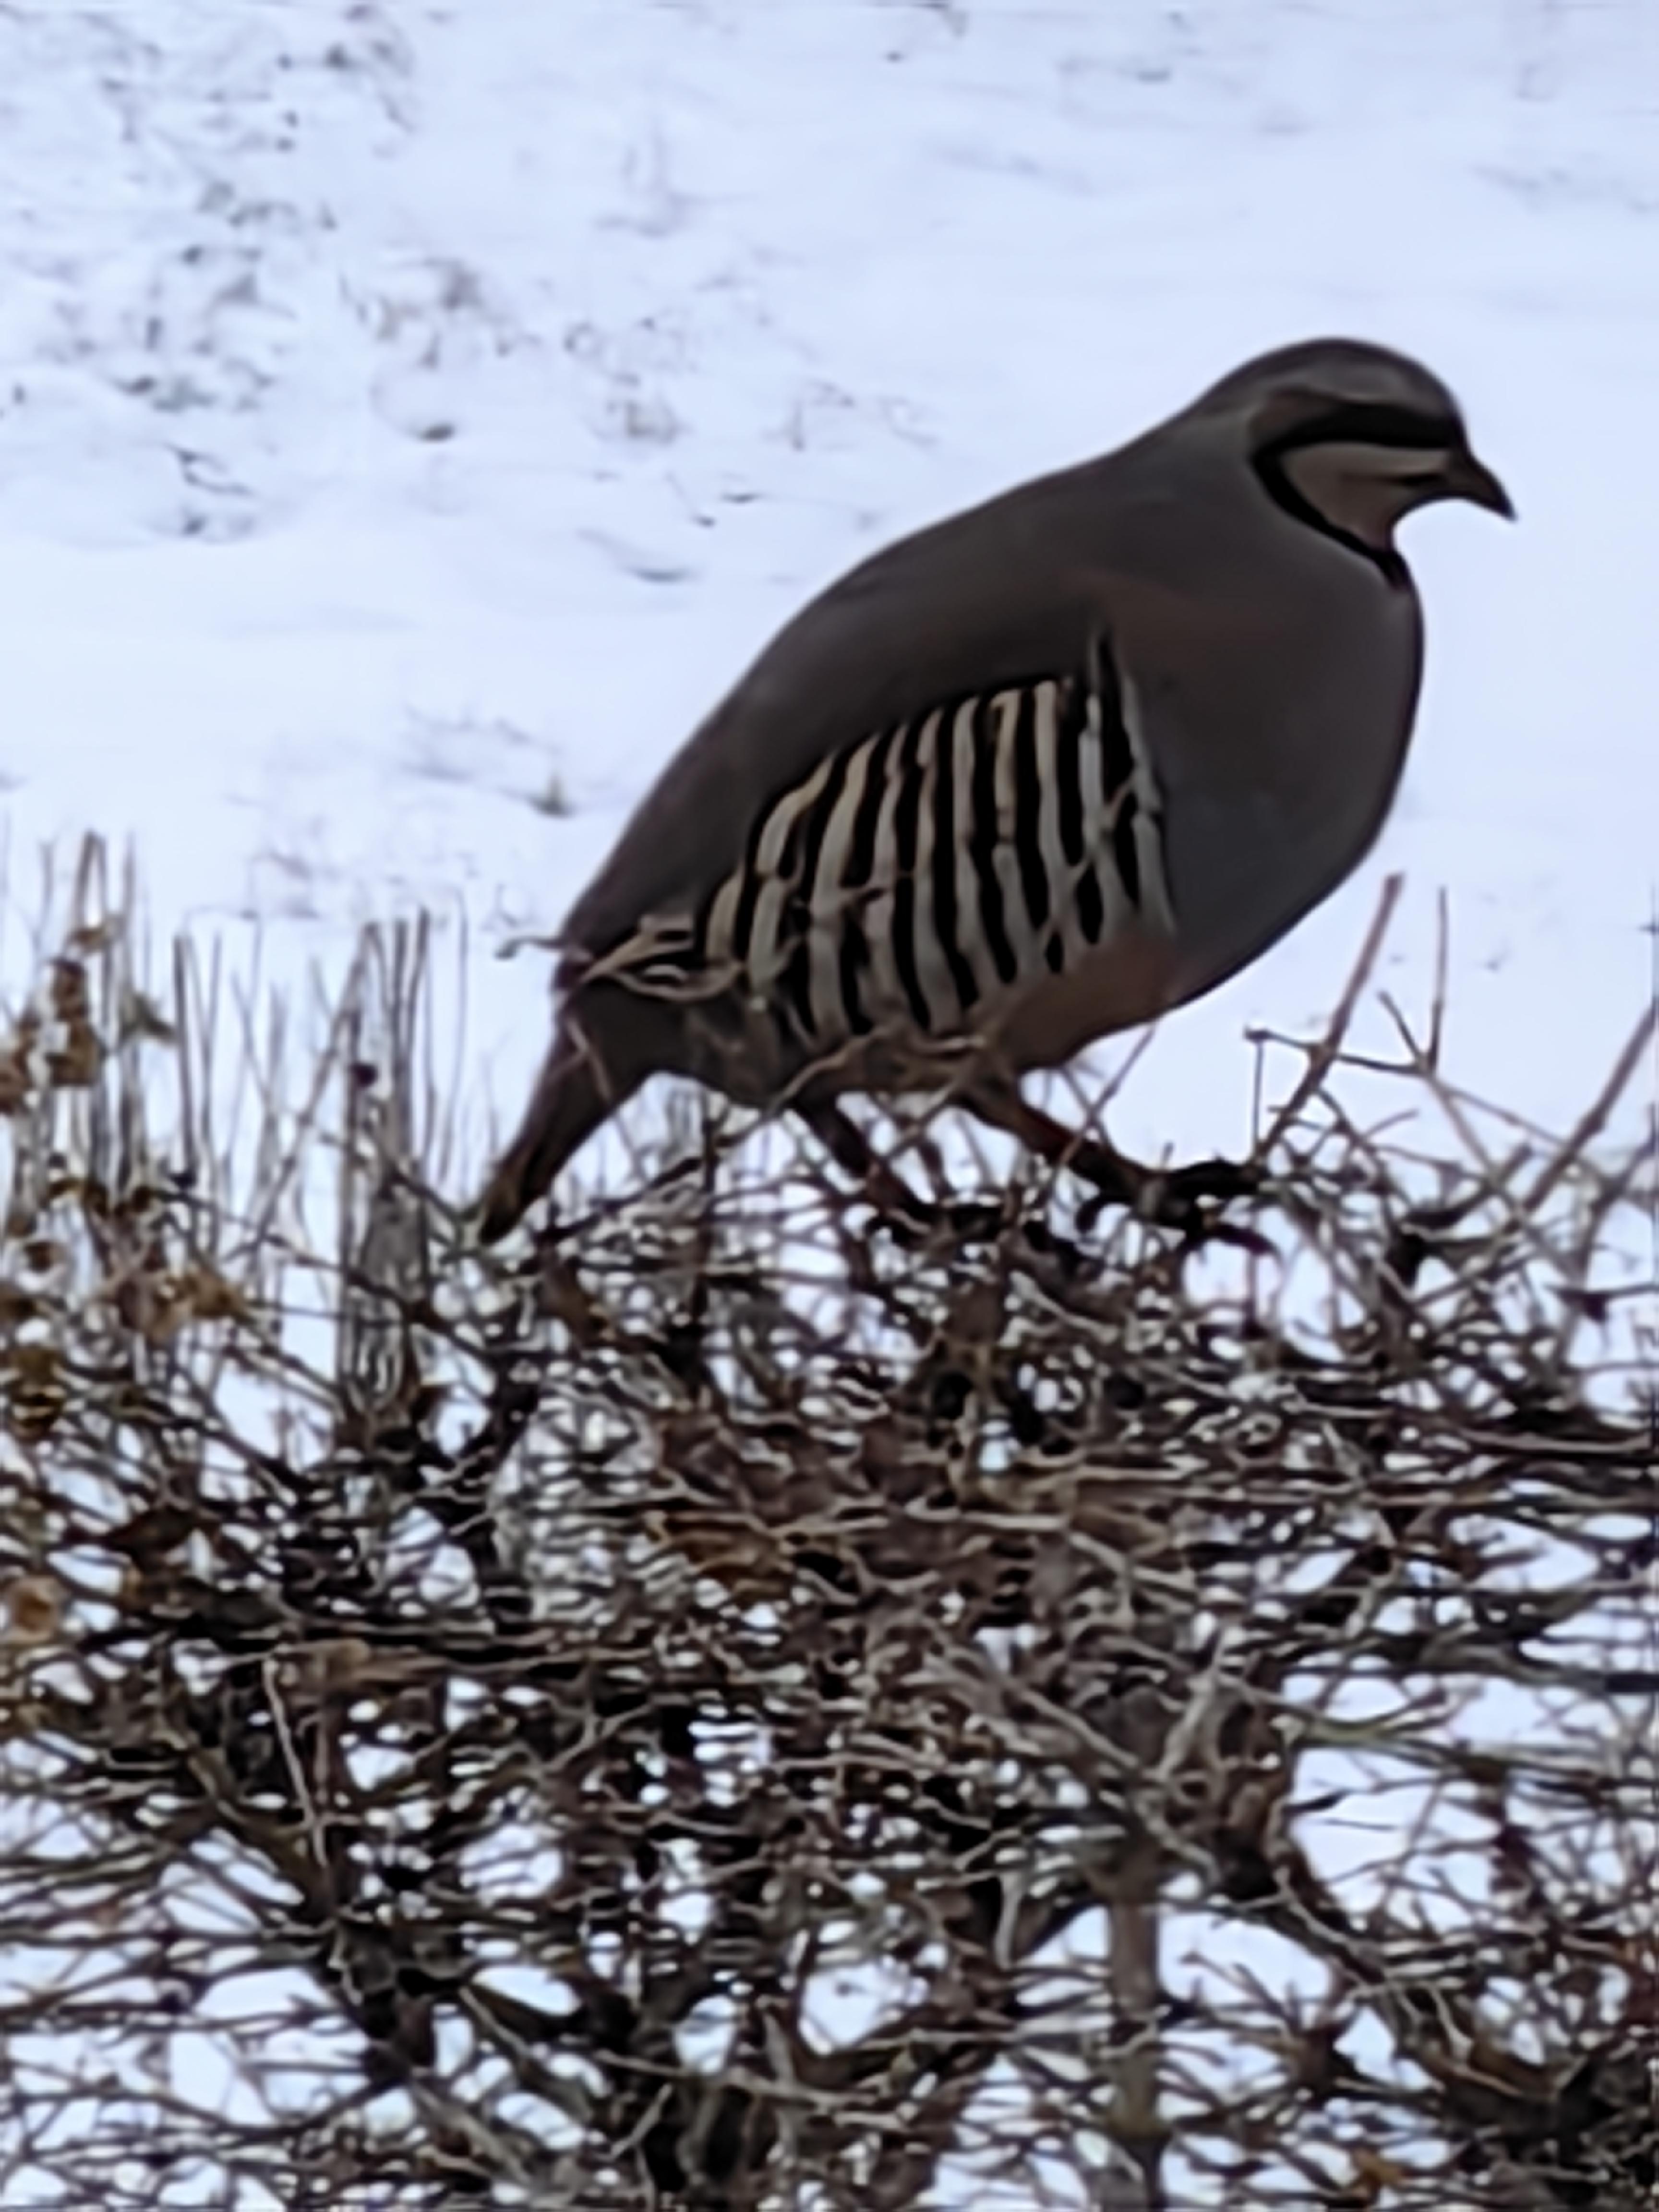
[558,465,1137,970]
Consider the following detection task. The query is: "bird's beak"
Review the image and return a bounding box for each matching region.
[1449,447,1515,519]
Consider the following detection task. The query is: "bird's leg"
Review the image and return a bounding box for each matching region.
[796,1099,912,1211]
[795,1101,1003,1245]
[962,1083,1137,1202]
[962,1081,1255,1233]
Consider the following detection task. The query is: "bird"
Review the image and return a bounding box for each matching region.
[477,336,1510,1242]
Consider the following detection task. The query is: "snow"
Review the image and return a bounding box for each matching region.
[0,8,1650,2196]
[0,0,1653,1161]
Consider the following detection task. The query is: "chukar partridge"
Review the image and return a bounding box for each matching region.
[478,337,1509,1239]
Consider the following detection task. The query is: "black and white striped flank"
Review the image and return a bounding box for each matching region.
[603,642,1174,1054]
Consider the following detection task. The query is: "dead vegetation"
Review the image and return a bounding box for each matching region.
[0,839,1652,2209]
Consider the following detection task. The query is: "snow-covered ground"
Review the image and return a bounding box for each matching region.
[0,10,1650,2196]
[0,0,1654,1168]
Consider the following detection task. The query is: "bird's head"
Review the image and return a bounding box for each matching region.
[1194,337,1513,559]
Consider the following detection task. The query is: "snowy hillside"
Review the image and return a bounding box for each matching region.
[0,0,1654,1170]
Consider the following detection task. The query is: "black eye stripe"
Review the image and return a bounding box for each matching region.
[1263,401,1463,458]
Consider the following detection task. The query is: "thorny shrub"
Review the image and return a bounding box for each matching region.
[0,842,1652,2210]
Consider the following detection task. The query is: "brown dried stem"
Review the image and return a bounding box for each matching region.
[0,837,1651,2211]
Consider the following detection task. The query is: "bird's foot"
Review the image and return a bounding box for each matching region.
[884,1194,1008,1250]
[1071,1144,1261,1238]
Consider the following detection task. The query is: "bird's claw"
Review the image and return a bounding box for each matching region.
[1076,1153,1260,1237]
[885,1196,1008,1251]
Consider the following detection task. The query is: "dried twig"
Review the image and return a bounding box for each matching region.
[0,837,1650,2211]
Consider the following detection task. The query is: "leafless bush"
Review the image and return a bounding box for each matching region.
[0,840,1652,2210]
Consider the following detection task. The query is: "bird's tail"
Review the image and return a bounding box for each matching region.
[474,1027,637,1243]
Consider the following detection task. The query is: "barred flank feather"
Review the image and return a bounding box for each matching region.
[611,649,1174,1057]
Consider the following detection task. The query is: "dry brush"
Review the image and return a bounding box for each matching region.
[0,841,1652,2209]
